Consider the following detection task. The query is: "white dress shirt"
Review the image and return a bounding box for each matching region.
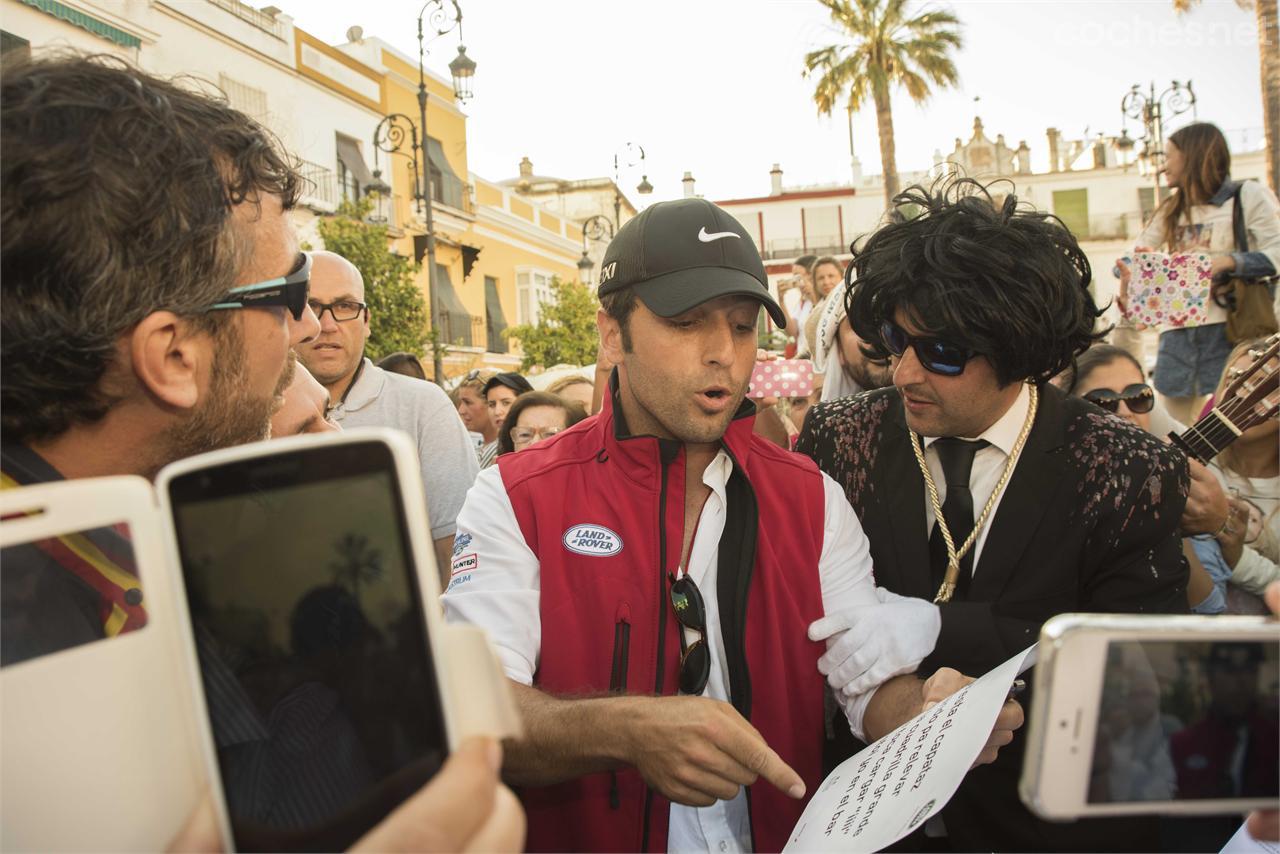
[921,383,1032,574]
[444,449,885,853]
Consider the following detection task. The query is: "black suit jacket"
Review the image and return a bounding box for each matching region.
[798,384,1191,851]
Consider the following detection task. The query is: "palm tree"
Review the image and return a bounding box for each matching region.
[804,0,963,208]
[1173,0,1277,193]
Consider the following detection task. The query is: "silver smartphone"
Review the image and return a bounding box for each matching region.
[158,429,454,851]
[1020,613,1278,821]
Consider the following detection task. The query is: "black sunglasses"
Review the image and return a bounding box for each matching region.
[879,319,975,377]
[670,574,710,696]
[209,252,311,321]
[1083,383,1155,414]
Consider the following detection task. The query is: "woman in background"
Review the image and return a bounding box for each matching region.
[453,370,499,467]
[545,375,595,416]
[799,256,845,360]
[1067,345,1231,613]
[497,392,587,456]
[775,254,818,354]
[1116,122,1280,425]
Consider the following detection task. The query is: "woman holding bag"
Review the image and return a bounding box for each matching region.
[1116,122,1280,425]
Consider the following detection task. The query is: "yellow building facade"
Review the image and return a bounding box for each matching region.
[335,36,584,378]
[3,0,583,380]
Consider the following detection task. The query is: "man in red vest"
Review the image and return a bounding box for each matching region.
[443,198,1022,852]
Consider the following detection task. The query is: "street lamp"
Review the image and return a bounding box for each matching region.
[363,168,393,222]
[371,0,476,385]
[577,214,614,284]
[612,142,652,229]
[1120,80,1196,194]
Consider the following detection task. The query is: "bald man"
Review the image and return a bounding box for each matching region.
[297,251,479,578]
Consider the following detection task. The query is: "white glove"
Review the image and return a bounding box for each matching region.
[808,587,941,697]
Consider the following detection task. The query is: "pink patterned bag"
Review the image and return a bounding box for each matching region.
[1122,251,1213,330]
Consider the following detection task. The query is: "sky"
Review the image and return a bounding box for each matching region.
[270,0,1265,204]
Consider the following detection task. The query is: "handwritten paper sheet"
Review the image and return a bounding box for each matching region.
[785,646,1037,852]
[1223,822,1280,854]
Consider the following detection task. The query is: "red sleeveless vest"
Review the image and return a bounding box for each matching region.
[497,388,828,852]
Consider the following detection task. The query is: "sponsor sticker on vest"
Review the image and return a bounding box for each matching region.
[562,524,623,557]
[452,553,478,576]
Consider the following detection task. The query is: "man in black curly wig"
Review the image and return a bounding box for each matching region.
[797,178,1190,852]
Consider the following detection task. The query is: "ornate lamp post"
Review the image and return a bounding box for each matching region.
[612,142,652,229]
[1119,80,1196,195]
[576,214,615,285]
[371,0,476,384]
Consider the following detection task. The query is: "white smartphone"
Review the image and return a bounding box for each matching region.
[0,477,204,850]
[1020,613,1279,821]
[157,429,455,851]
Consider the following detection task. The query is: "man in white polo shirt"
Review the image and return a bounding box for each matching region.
[297,251,478,575]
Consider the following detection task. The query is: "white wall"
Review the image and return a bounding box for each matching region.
[5,0,384,208]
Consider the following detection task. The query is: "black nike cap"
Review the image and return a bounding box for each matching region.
[596,197,786,327]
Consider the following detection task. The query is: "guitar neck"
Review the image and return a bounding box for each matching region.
[1169,408,1241,464]
[1168,334,1280,464]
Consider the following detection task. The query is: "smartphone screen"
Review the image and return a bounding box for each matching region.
[1087,639,1278,805]
[167,441,446,851]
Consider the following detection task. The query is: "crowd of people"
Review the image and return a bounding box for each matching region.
[1,52,1277,853]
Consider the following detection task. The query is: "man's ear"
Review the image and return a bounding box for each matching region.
[598,308,624,365]
[363,305,372,342]
[129,311,212,411]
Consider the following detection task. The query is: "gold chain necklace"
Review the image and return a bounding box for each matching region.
[910,383,1039,604]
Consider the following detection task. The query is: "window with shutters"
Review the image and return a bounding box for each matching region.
[485,276,509,353]
[1051,189,1089,239]
[516,268,555,325]
[217,74,267,119]
[1,30,30,60]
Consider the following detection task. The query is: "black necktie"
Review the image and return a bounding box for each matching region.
[928,438,990,600]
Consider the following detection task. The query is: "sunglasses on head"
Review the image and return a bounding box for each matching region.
[879,319,976,377]
[1083,383,1155,414]
[670,573,710,696]
[209,252,311,321]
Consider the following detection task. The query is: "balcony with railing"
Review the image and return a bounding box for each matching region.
[437,311,485,349]
[206,0,286,38]
[298,159,338,212]
[763,235,848,261]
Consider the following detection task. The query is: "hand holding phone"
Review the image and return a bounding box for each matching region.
[161,431,453,851]
[1020,613,1279,821]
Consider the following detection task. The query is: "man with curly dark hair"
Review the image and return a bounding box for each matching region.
[797,178,1191,852]
[0,54,524,854]
[1,53,321,662]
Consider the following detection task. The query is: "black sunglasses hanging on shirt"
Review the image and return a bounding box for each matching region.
[670,573,710,696]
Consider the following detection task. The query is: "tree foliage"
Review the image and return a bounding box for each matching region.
[803,0,963,205]
[504,277,599,371]
[316,198,429,361]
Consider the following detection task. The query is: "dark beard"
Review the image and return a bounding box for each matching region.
[158,323,289,469]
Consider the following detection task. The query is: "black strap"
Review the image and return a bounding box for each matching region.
[716,455,757,721]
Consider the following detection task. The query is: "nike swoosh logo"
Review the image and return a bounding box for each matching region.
[698,227,740,243]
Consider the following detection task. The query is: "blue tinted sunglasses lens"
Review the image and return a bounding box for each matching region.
[881,321,907,356]
[922,341,967,376]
